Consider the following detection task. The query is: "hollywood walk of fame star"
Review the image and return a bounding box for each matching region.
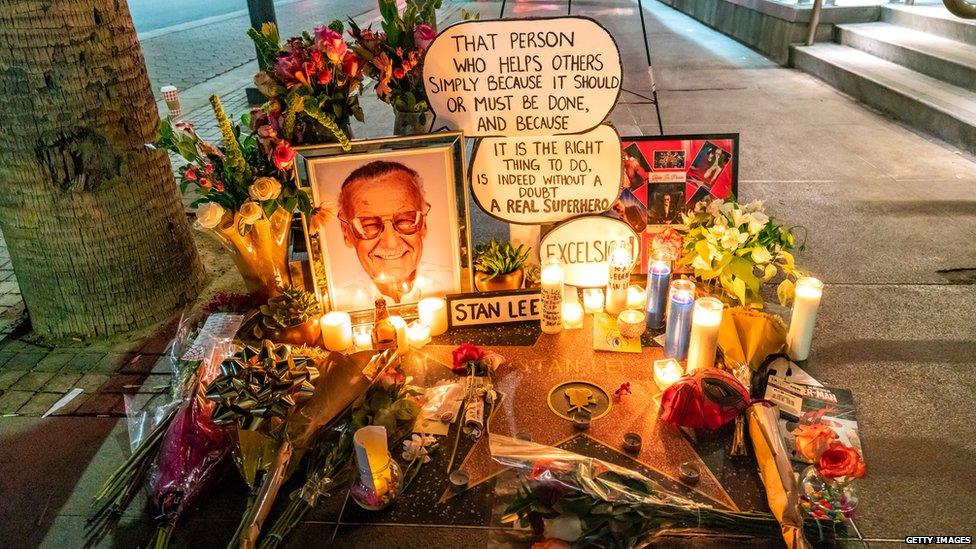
[413,316,739,510]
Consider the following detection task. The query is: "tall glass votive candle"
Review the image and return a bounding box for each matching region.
[686,297,725,373]
[644,251,673,329]
[605,244,632,316]
[664,279,696,360]
[540,257,564,334]
[787,277,824,361]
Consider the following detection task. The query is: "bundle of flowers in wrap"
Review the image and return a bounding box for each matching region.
[659,368,751,431]
[492,434,833,548]
[717,307,787,371]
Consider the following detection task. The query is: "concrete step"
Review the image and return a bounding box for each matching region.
[792,43,976,155]
[837,22,976,91]
[882,4,976,46]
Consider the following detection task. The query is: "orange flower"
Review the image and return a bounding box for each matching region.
[792,423,837,462]
[816,442,867,480]
[532,540,570,549]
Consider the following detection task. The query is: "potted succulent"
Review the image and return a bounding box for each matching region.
[256,286,323,346]
[473,238,531,292]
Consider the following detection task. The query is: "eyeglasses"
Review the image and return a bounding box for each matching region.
[339,203,431,240]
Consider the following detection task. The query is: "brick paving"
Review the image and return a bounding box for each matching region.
[0,231,25,337]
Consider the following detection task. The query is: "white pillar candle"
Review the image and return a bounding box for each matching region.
[418,297,448,336]
[627,285,646,310]
[605,245,632,316]
[562,302,584,329]
[686,297,724,373]
[389,316,408,352]
[353,325,372,351]
[320,311,353,352]
[582,288,604,314]
[653,358,684,390]
[540,257,564,334]
[406,320,431,349]
[786,277,824,361]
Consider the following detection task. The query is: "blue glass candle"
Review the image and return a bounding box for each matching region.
[664,279,696,360]
[644,251,673,329]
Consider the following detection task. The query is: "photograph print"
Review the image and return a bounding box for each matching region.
[646,182,684,225]
[688,140,732,189]
[300,134,469,312]
[621,142,650,191]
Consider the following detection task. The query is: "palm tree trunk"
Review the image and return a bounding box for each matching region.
[0,0,204,338]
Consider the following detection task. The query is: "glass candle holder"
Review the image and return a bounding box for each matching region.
[787,277,824,361]
[353,324,372,351]
[582,288,604,314]
[627,285,646,310]
[653,358,683,390]
[664,279,696,360]
[540,257,564,334]
[644,251,673,329]
[406,320,431,349]
[605,243,632,316]
[686,297,724,373]
[350,426,403,511]
[562,301,584,329]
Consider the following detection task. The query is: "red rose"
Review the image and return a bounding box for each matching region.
[272,141,296,170]
[816,442,866,480]
[451,342,484,374]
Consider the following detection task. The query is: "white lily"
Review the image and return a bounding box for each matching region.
[748,211,769,234]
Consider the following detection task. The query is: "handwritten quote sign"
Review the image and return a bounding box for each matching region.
[470,125,623,224]
[423,17,622,137]
[540,216,640,287]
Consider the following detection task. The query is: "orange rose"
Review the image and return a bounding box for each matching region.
[792,423,837,461]
[816,442,867,480]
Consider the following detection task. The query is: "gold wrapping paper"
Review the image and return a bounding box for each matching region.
[718,307,787,370]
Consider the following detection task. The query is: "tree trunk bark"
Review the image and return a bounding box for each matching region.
[0,0,205,338]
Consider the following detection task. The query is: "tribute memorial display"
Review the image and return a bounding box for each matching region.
[91,4,865,548]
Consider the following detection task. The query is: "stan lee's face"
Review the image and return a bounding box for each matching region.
[340,171,427,286]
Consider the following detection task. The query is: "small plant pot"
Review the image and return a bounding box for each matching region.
[268,315,322,347]
[474,269,524,292]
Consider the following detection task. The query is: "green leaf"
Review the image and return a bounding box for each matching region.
[731,276,747,305]
[391,398,420,420]
[777,278,796,306]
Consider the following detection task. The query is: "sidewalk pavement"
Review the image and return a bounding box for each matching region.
[1,0,975,546]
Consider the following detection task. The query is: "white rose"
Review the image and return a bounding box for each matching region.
[542,516,583,542]
[195,202,225,229]
[248,176,282,202]
[720,228,747,250]
[239,201,263,224]
[752,245,772,264]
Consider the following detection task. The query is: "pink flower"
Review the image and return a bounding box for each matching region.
[272,141,296,170]
[414,24,436,51]
[315,27,347,65]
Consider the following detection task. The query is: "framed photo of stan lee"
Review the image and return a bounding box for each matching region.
[296,133,471,314]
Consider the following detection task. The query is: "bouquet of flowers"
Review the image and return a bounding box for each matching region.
[156,95,310,296]
[680,197,804,307]
[349,0,441,130]
[793,420,866,524]
[493,434,836,548]
[249,22,364,148]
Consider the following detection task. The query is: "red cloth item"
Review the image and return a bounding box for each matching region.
[659,369,751,430]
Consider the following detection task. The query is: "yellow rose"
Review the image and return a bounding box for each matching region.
[195,202,225,229]
[249,176,281,202]
[239,201,263,225]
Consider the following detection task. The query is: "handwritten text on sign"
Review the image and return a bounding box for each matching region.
[446,290,541,328]
[540,216,639,288]
[423,17,622,137]
[471,125,623,224]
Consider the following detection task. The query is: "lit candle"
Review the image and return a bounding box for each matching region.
[582,288,604,314]
[644,251,673,329]
[353,325,372,351]
[353,425,393,497]
[406,320,431,349]
[562,302,584,329]
[627,285,646,310]
[418,297,448,336]
[686,297,724,373]
[389,315,408,352]
[653,358,684,390]
[540,257,564,334]
[320,311,353,352]
[605,244,632,316]
[617,309,646,339]
[664,279,696,360]
[786,277,824,361]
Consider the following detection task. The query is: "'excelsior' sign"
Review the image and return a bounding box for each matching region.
[539,216,640,287]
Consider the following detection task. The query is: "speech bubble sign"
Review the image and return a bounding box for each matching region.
[540,216,640,288]
[423,17,622,138]
[470,125,623,224]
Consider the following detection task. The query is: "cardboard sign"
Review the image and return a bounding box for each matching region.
[423,17,622,137]
[539,216,640,287]
[446,289,541,328]
[470,125,623,224]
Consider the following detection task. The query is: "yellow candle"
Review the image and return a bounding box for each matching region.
[787,277,824,361]
[418,297,448,336]
[406,320,431,349]
[686,297,724,373]
[353,426,392,496]
[320,311,353,352]
[653,358,684,390]
[627,285,646,310]
[389,315,408,352]
[605,245,632,316]
[540,257,564,334]
[353,325,372,350]
[562,302,584,329]
[582,288,604,313]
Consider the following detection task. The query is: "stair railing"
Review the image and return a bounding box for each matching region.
[943,0,976,18]
[805,0,825,46]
